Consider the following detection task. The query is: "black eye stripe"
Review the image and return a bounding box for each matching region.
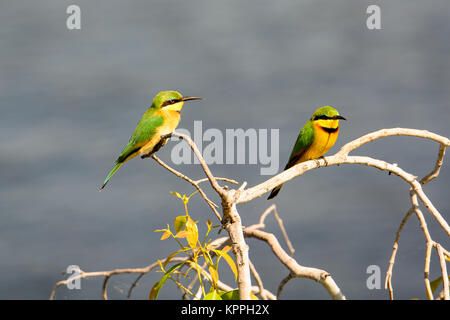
[161,99,181,107]
[314,115,331,120]
[313,115,342,121]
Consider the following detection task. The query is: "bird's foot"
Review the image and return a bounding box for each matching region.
[140,152,153,159]
[160,133,173,140]
[319,156,328,166]
[141,133,174,159]
[314,156,328,167]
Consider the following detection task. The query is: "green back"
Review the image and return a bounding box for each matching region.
[117,108,164,163]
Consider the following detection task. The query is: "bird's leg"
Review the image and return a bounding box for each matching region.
[319,156,328,167]
[141,133,173,159]
[314,156,328,168]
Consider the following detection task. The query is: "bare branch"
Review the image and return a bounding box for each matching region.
[277,272,294,299]
[54,127,449,300]
[171,132,227,197]
[249,260,267,300]
[436,244,449,300]
[50,257,188,300]
[151,154,222,221]
[252,204,295,256]
[244,228,346,300]
[420,144,446,185]
[222,197,252,299]
[236,128,449,206]
[336,128,450,155]
[384,207,414,299]
[237,153,450,237]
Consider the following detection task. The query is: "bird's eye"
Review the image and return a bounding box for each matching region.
[167,99,175,104]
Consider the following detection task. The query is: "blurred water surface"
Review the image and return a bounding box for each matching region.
[0,1,449,299]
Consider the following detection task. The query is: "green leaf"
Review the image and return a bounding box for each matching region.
[213,249,238,280]
[221,245,231,253]
[220,289,239,300]
[149,263,183,300]
[430,277,443,294]
[174,230,189,238]
[163,247,190,268]
[174,216,187,233]
[220,289,259,300]
[430,275,450,294]
[186,217,199,249]
[250,292,259,300]
[170,191,182,199]
[208,264,219,285]
[204,288,223,300]
[160,231,171,240]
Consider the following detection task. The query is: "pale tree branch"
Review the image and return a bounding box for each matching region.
[384,140,449,299]
[236,128,450,204]
[384,206,414,299]
[420,144,446,185]
[52,127,449,300]
[170,132,227,198]
[249,260,267,300]
[253,204,295,256]
[150,154,238,222]
[244,227,345,300]
[170,131,253,300]
[436,244,449,300]
[50,256,188,300]
[234,128,448,300]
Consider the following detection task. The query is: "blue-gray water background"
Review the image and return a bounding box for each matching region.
[1,1,449,299]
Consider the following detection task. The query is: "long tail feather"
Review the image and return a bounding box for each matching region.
[100,162,123,191]
[267,184,283,200]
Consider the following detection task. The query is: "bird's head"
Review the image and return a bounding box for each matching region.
[152,90,203,112]
[311,106,346,132]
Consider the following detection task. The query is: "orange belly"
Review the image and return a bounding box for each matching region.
[301,123,339,161]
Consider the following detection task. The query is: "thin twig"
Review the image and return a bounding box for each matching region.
[384,207,414,300]
[50,257,188,300]
[249,260,267,300]
[53,127,449,301]
[244,228,345,300]
[277,272,294,299]
[436,244,449,300]
[420,144,446,185]
[254,204,295,256]
[151,154,222,221]
[171,132,226,197]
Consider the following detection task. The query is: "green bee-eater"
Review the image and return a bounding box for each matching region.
[100,90,203,190]
[267,106,346,200]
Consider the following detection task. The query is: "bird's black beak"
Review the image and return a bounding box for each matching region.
[336,115,347,120]
[181,96,204,102]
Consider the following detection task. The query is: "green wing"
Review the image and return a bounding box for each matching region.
[100,109,164,190]
[117,110,164,163]
[283,121,314,170]
[267,120,314,199]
